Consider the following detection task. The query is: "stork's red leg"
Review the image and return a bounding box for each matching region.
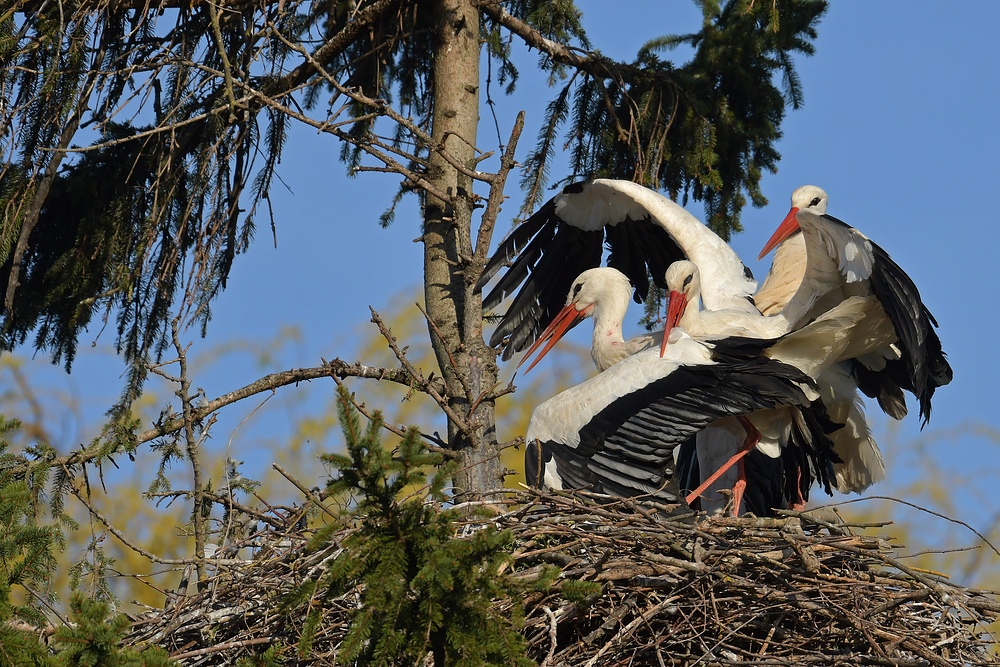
[685,416,762,516]
[730,458,747,518]
[789,466,806,511]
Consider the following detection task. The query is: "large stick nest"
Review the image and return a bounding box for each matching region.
[125,490,1000,665]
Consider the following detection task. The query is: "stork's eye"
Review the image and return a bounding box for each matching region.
[682,275,693,288]
[809,197,821,207]
[572,284,582,297]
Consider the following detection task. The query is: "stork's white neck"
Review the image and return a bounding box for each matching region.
[770,225,848,329]
[590,292,629,372]
[755,233,806,316]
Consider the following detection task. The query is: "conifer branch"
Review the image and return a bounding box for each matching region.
[268,0,404,93]
[289,386,533,665]
[246,58,485,209]
[330,376,459,459]
[4,38,107,312]
[473,0,647,82]
[170,317,209,581]
[206,0,238,121]
[148,488,293,530]
[8,360,444,479]
[273,464,336,519]
[134,359,443,448]
[414,301,471,400]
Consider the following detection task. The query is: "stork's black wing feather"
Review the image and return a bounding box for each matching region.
[817,215,952,426]
[605,217,646,302]
[480,180,691,359]
[850,358,908,420]
[742,451,786,517]
[481,202,559,314]
[674,436,699,495]
[477,199,553,299]
[528,354,828,505]
[866,239,953,425]
[493,224,603,358]
[631,218,690,293]
[782,400,842,503]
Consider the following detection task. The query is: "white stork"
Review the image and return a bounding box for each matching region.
[524,296,883,511]
[520,266,891,515]
[756,185,953,426]
[516,267,762,514]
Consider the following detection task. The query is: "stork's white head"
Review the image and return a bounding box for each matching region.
[564,267,632,318]
[518,267,632,373]
[660,260,701,357]
[664,260,702,305]
[759,185,830,260]
[790,184,829,215]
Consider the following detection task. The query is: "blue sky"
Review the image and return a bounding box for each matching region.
[12,2,1000,578]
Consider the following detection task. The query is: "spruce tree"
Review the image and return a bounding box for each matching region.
[0,416,63,665]
[1,418,176,665]
[1,0,827,493]
[286,385,540,666]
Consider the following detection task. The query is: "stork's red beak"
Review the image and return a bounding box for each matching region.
[758,207,801,260]
[518,303,593,373]
[660,291,688,357]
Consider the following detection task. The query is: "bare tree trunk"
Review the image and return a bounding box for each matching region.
[423,0,503,495]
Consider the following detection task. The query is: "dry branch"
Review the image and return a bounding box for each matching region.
[18,358,441,476]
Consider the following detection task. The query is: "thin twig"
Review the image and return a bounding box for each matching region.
[369,307,471,435]
[62,463,202,566]
[812,495,1000,559]
[272,463,336,519]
